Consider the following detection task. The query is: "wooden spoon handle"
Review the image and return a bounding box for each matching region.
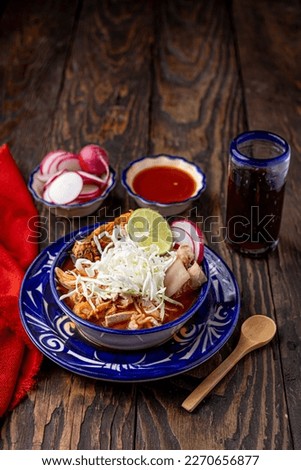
[181,341,249,412]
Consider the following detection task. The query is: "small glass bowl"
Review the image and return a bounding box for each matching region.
[121,154,206,216]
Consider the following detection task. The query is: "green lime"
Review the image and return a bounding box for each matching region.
[127,208,173,255]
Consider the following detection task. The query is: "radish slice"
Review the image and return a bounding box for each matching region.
[79,144,109,176]
[47,171,83,205]
[40,150,80,176]
[38,145,112,206]
[171,225,195,250]
[77,170,109,189]
[57,155,81,172]
[44,170,66,189]
[43,185,54,203]
[171,219,204,263]
[36,171,50,183]
[76,184,102,202]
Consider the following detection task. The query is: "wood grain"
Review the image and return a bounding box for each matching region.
[0,0,300,450]
[1,0,153,450]
[0,0,79,177]
[182,315,277,412]
[232,0,301,449]
[45,0,154,243]
[135,0,291,450]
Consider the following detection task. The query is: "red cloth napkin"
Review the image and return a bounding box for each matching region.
[0,143,43,417]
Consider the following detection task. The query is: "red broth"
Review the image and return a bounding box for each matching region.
[63,287,198,329]
[60,257,200,330]
[132,166,196,203]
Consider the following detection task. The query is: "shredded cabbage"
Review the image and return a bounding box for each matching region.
[60,225,177,320]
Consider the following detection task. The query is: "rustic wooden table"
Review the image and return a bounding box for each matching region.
[0,0,300,450]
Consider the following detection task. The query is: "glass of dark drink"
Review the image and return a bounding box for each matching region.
[226,130,290,257]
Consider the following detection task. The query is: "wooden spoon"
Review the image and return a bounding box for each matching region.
[181,314,277,412]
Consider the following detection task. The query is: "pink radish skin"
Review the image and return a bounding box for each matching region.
[39,145,111,205]
[171,220,204,263]
[76,184,102,202]
[40,150,80,176]
[77,170,109,189]
[56,155,80,172]
[43,170,66,189]
[79,144,109,177]
[43,180,102,205]
[171,219,204,263]
[43,186,54,203]
[37,171,51,183]
[47,171,84,205]
[171,225,195,251]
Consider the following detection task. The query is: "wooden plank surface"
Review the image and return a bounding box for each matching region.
[135,0,291,450]
[0,0,300,450]
[232,0,301,449]
[0,0,153,450]
[0,0,80,177]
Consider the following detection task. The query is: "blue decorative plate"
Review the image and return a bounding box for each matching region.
[19,231,240,382]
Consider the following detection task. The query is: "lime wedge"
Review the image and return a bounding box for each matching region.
[127,208,173,255]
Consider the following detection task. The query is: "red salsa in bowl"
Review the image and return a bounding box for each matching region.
[132,166,197,204]
[122,154,206,216]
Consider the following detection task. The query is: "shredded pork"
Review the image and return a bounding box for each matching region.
[56,216,206,330]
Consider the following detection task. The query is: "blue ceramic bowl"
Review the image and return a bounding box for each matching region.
[28,165,116,217]
[49,224,211,351]
[121,154,206,216]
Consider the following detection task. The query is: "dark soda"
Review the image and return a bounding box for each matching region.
[226,166,286,256]
[225,131,290,257]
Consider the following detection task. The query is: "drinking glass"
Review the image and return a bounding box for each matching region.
[226,130,290,257]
